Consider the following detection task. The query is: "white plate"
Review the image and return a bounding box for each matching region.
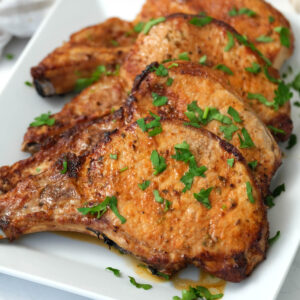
[0,0,299,299]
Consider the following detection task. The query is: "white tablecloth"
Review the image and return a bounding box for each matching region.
[0,1,299,298]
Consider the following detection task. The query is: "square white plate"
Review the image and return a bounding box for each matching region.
[0,0,299,299]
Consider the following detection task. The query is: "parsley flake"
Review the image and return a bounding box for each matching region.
[143,17,166,34]
[134,22,145,33]
[246,181,255,203]
[292,73,300,92]
[199,55,207,65]
[224,31,235,52]
[264,66,281,84]
[173,285,223,300]
[110,40,119,46]
[168,63,179,69]
[129,276,152,290]
[248,160,258,170]
[268,231,280,246]
[265,183,285,207]
[294,101,300,107]
[152,92,168,106]
[29,112,55,127]
[238,128,255,148]
[273,82,293,110]
[153,64,169,77]
[78,196,126,224]
[5,53,14,60]
[119,166,129,173]
[229,7,256,17]
[110,154,118,160]
[245,62,261,74]
[153,190,164,203]
[151,150,167,175]
[256,35,274,43]
[286,134,297,150]
[267,125,285,135]
[269,16,275,23]
[137,112,162,137]
[227,158,235,167]
[106,267,121,277]
[247,93,274,107]
[214,64,234,75]
[178,52,190,61]
[25,81,33,87]
[219,124,239,141]
[60,160,68,174]
[166,77,174,86]
[228,106,242,123]
[138,180,150,191]
[194,187,213,209]
[274,26,290,48]
[189,16,212,27]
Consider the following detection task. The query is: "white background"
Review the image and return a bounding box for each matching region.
[0,0,299,299]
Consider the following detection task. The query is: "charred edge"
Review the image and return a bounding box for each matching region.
[267,114,293,142]
[33,79,56,97]
[56,152,85,178]
[132,62,159,93]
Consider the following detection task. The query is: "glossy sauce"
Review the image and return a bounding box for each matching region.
[56,232,226,294]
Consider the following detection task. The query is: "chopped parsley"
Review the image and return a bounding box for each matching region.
[172,141,207,192]
[247,93,274,107]
[25,81,33,87]
[134,22,145,33]
[106,267,121,277]
[166,77,174,86]
[286,134,297,150]
[29,112,55,127]
[189,16,212,27]
[269,16,275,23]
[153,64,168,77]
[60,160,68,174]
[110,40,119,46]
[227,158,235,167]
[229,7,256,17]
[78,196,126,224]
[267,125,285,135]
[173,285,223,300]
[199,55,207,65]
[5,53,14,60]
[256,35,274,43]
[264,66,281,84]
[119,166,129,173]
[143,17,166,34]
[245,62,261,74]
[238,128,255,148]
[178,52,190,61]
[294,101,300,107]
[184,102,232,128]
[273,82,293,110]
[152,92,168,106]
[274,26,291,48]
[137,112,162,137]
[194,187,213,209]
[110,154,118,160]
[151,150,167,175]
[224,31,235,52]
[248,160,258,170]
[228,106,242,123]
[168,63,179,69]
[214,64,234,75]
[246,181,255,203]
[265,183,285,207]
[268,231,280,246]
[138,180,150,191]
[292,73,300,92]
[219,124,239,141]
[153,190,164,203]
[129,276,152,290]
[164,200,172,212]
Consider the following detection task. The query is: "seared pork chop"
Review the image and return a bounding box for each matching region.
[122,14,293,141]
[126,61,281,196]
[31,18,137,96]
[135,0,294,69]
[0,119,268,282]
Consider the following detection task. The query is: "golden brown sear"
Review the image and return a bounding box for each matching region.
[135,0,294,69]
[0,120,268,282]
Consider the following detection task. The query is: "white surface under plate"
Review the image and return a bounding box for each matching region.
[0,0,299,299]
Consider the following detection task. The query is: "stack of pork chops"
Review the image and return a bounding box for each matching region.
[0,0,295,283]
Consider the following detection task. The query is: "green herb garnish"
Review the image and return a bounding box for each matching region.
[151,150,167,175]
[178,52,190,61]
[268,231,280,246]
[245,62,261,74]
[265,183,285,207]
[238,128,255,148]
[106,267,121,277]
[153,190,164,203]
[152,92,168,106]
[248,160,258,170]
[229,7,256,17]
[264,66,281,84]
[273,82,293,110]
[227,158,235,167]
[267,125,285,135]
[110,40,119,46]
[138,180,150,191]
[173,285,223,300]
[110,154,118,160]
[219,124,239,141]
[246,181,255,203]
[137,112,162,137]
[256,35,274,43]
[143,17,166,34]
[134,22,145,33]
[274,26,290,48]
[292,73,300,92]
[29,112,55,127]
[168,63,179,69]
[5,53,14,60]
[60,160,68,174]
[228,106,242,123]
[194,187,213,209]
[269,16,275,23]
[214,64,234,75]
[119,166,129,173]
[166,77,174,86]
[25,81,33,87]
[153,64,169,77]
[78,196,126,224]
[247,93,274,107]
[286,134,297,150]
[129,276,152,290]
[294,101,300,107]
[189,16,212,27]
[224,31,235,52]
[199,55,207,65]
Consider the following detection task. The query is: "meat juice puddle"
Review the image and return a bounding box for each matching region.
[56,232,226,294]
